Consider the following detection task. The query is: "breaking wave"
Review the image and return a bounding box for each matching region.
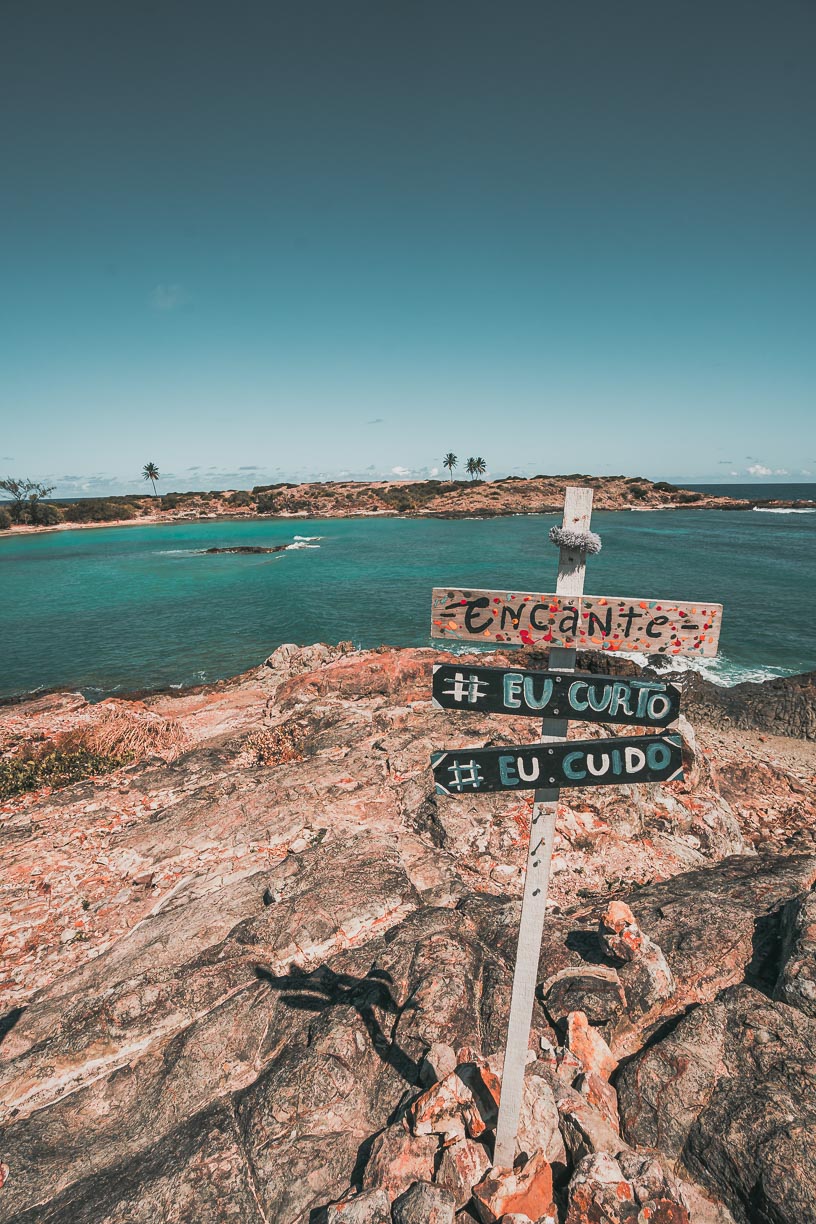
[752,507,816,514]
[621,650,794,687]
[440,640,794,689]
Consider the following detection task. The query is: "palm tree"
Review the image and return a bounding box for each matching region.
[142,462,160,496]
[474,457,487,481]
[465,458,477,481]
[443,452,458,481]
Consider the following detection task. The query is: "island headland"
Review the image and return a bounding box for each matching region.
[4,473,814,533]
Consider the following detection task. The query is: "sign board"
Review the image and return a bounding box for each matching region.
[428,485,720,1170]
[432,732,683,795]
[431,588,722,657]
[432,664,680,727]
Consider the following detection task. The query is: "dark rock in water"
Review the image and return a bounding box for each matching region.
[204,544,287,553]
[617,985,816,1224]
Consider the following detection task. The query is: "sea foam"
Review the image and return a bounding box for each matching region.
[752,507,816,514]
[441,640,794,688]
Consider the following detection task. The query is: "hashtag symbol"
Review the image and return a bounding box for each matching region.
[447,758,484,791]
[442,671,488,704]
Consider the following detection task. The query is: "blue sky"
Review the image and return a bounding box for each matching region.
[1,0,814,496]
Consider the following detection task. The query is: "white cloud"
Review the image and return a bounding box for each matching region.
[773,469,789,476]
[391,466,411,477]
[747,464,773,477]
[150,283,191,311]
[430,467,439,476]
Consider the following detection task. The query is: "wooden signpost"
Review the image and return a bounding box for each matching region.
[428,486,722,1168]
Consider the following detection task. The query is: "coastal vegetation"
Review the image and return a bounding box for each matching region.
[62,498,139,522]
[1,474,808,534]
[0,743,132,801]
[0,477,60,525]
[0,704,186,800]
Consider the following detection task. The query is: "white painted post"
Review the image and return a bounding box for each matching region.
[493,485,594,1168]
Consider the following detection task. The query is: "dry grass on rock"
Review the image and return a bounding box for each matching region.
[0,704,187,800]
[73,704,188,762]
[243,721,308,767]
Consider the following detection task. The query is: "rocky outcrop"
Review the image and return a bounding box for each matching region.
[3,846,814,1220]
[2,642,816,1221]
[565,1151,688,1224]
[774,889,816,1015]
[617,986,816,1224]
[676,668,816,740]
[462,852,816,1055]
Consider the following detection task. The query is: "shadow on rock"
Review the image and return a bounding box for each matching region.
[256,963,422,1086]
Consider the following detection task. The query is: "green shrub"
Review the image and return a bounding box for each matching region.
[629,485,648,500]
[29,501,62,526]
[653,481,677,492]
[0,747,132,801]
[63,500,137,523]
[256,494,278,514]
[676,491,703,503]
[229,490,253,507]
[0,508,11,530]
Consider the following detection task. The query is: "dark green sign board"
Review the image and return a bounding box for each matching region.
[432,664,680,727]
[431,732,683,795]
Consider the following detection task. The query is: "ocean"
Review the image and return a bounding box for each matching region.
[2,506,815,700]
[685,482,816,503]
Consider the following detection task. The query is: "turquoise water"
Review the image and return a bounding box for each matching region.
[2,509,814,699]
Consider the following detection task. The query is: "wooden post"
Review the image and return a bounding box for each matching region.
[493,485,594,1168]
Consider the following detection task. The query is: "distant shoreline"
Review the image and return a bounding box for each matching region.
[2,474,815,537]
